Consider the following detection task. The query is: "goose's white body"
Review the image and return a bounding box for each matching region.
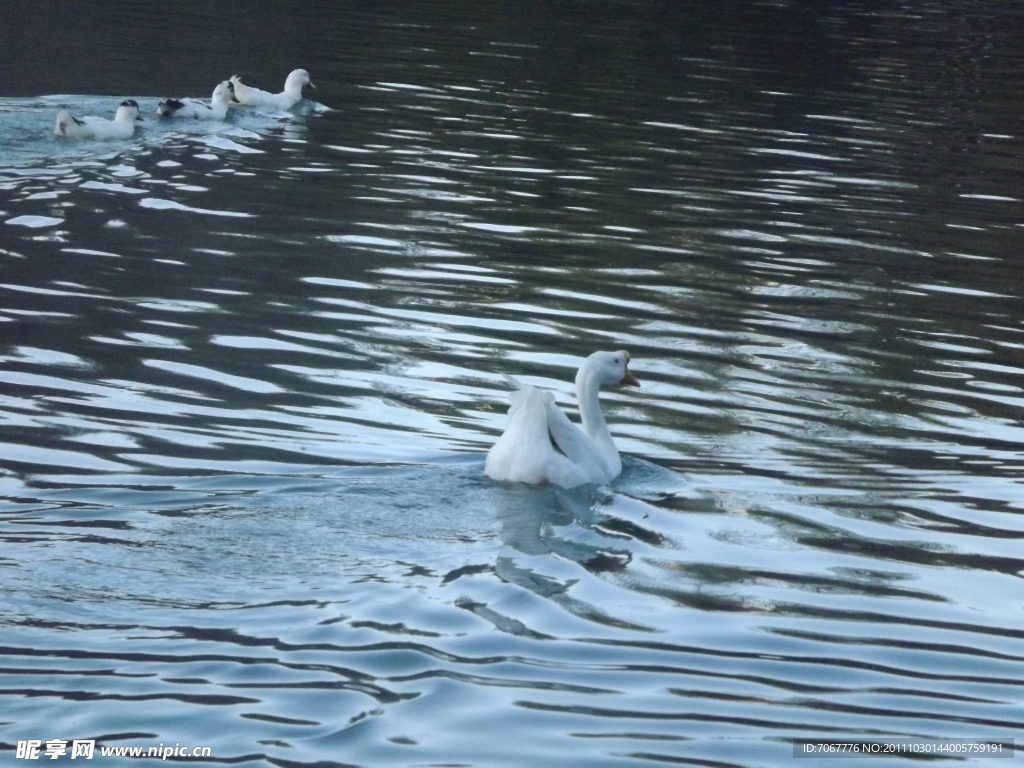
[229,69,314,110]
[485,351,640,488]
[156,81,233,120]
[54,100,142,140]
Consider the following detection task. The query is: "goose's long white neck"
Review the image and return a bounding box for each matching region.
[575,364,621,476]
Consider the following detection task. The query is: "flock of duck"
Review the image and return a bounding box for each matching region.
[53,69,315,140]
[50,68,640,490]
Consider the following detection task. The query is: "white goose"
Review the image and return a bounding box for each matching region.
[156,81,234,120]
[485,351,640,488]
[229,69,315,110]
[54,100,142,140]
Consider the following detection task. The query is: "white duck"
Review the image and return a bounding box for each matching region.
[54,100,143,140]
[485,351,640,488]
[229,69,315,110]
[156,81,234,120]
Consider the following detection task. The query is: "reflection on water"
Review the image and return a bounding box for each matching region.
[2,1,1024,766]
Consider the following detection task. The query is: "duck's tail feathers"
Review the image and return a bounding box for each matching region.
[503,375,555,415]
[54,109,83,136]
[229,75,248,103]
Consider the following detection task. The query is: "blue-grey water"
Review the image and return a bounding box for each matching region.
[2,2,1024,766]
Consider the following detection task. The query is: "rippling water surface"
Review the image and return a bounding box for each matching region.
[3,2,1024,765]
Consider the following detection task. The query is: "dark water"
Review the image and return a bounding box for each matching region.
[2,2,1024,766]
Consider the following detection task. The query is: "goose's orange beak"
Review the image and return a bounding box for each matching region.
[620,352,640,387]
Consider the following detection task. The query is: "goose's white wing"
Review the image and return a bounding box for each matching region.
[486,378,609,488]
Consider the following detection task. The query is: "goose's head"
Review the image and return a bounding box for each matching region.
[286,68,315,92]
[116,99,143,122]
[584,350,640,388]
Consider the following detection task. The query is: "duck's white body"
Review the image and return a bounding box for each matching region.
[54,100,142,140]
[229,69,314,110]
[485,351,640,488]
[156,81,234,120]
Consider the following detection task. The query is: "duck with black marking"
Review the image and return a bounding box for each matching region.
[54,100,143,140]
[156,81,234,120]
